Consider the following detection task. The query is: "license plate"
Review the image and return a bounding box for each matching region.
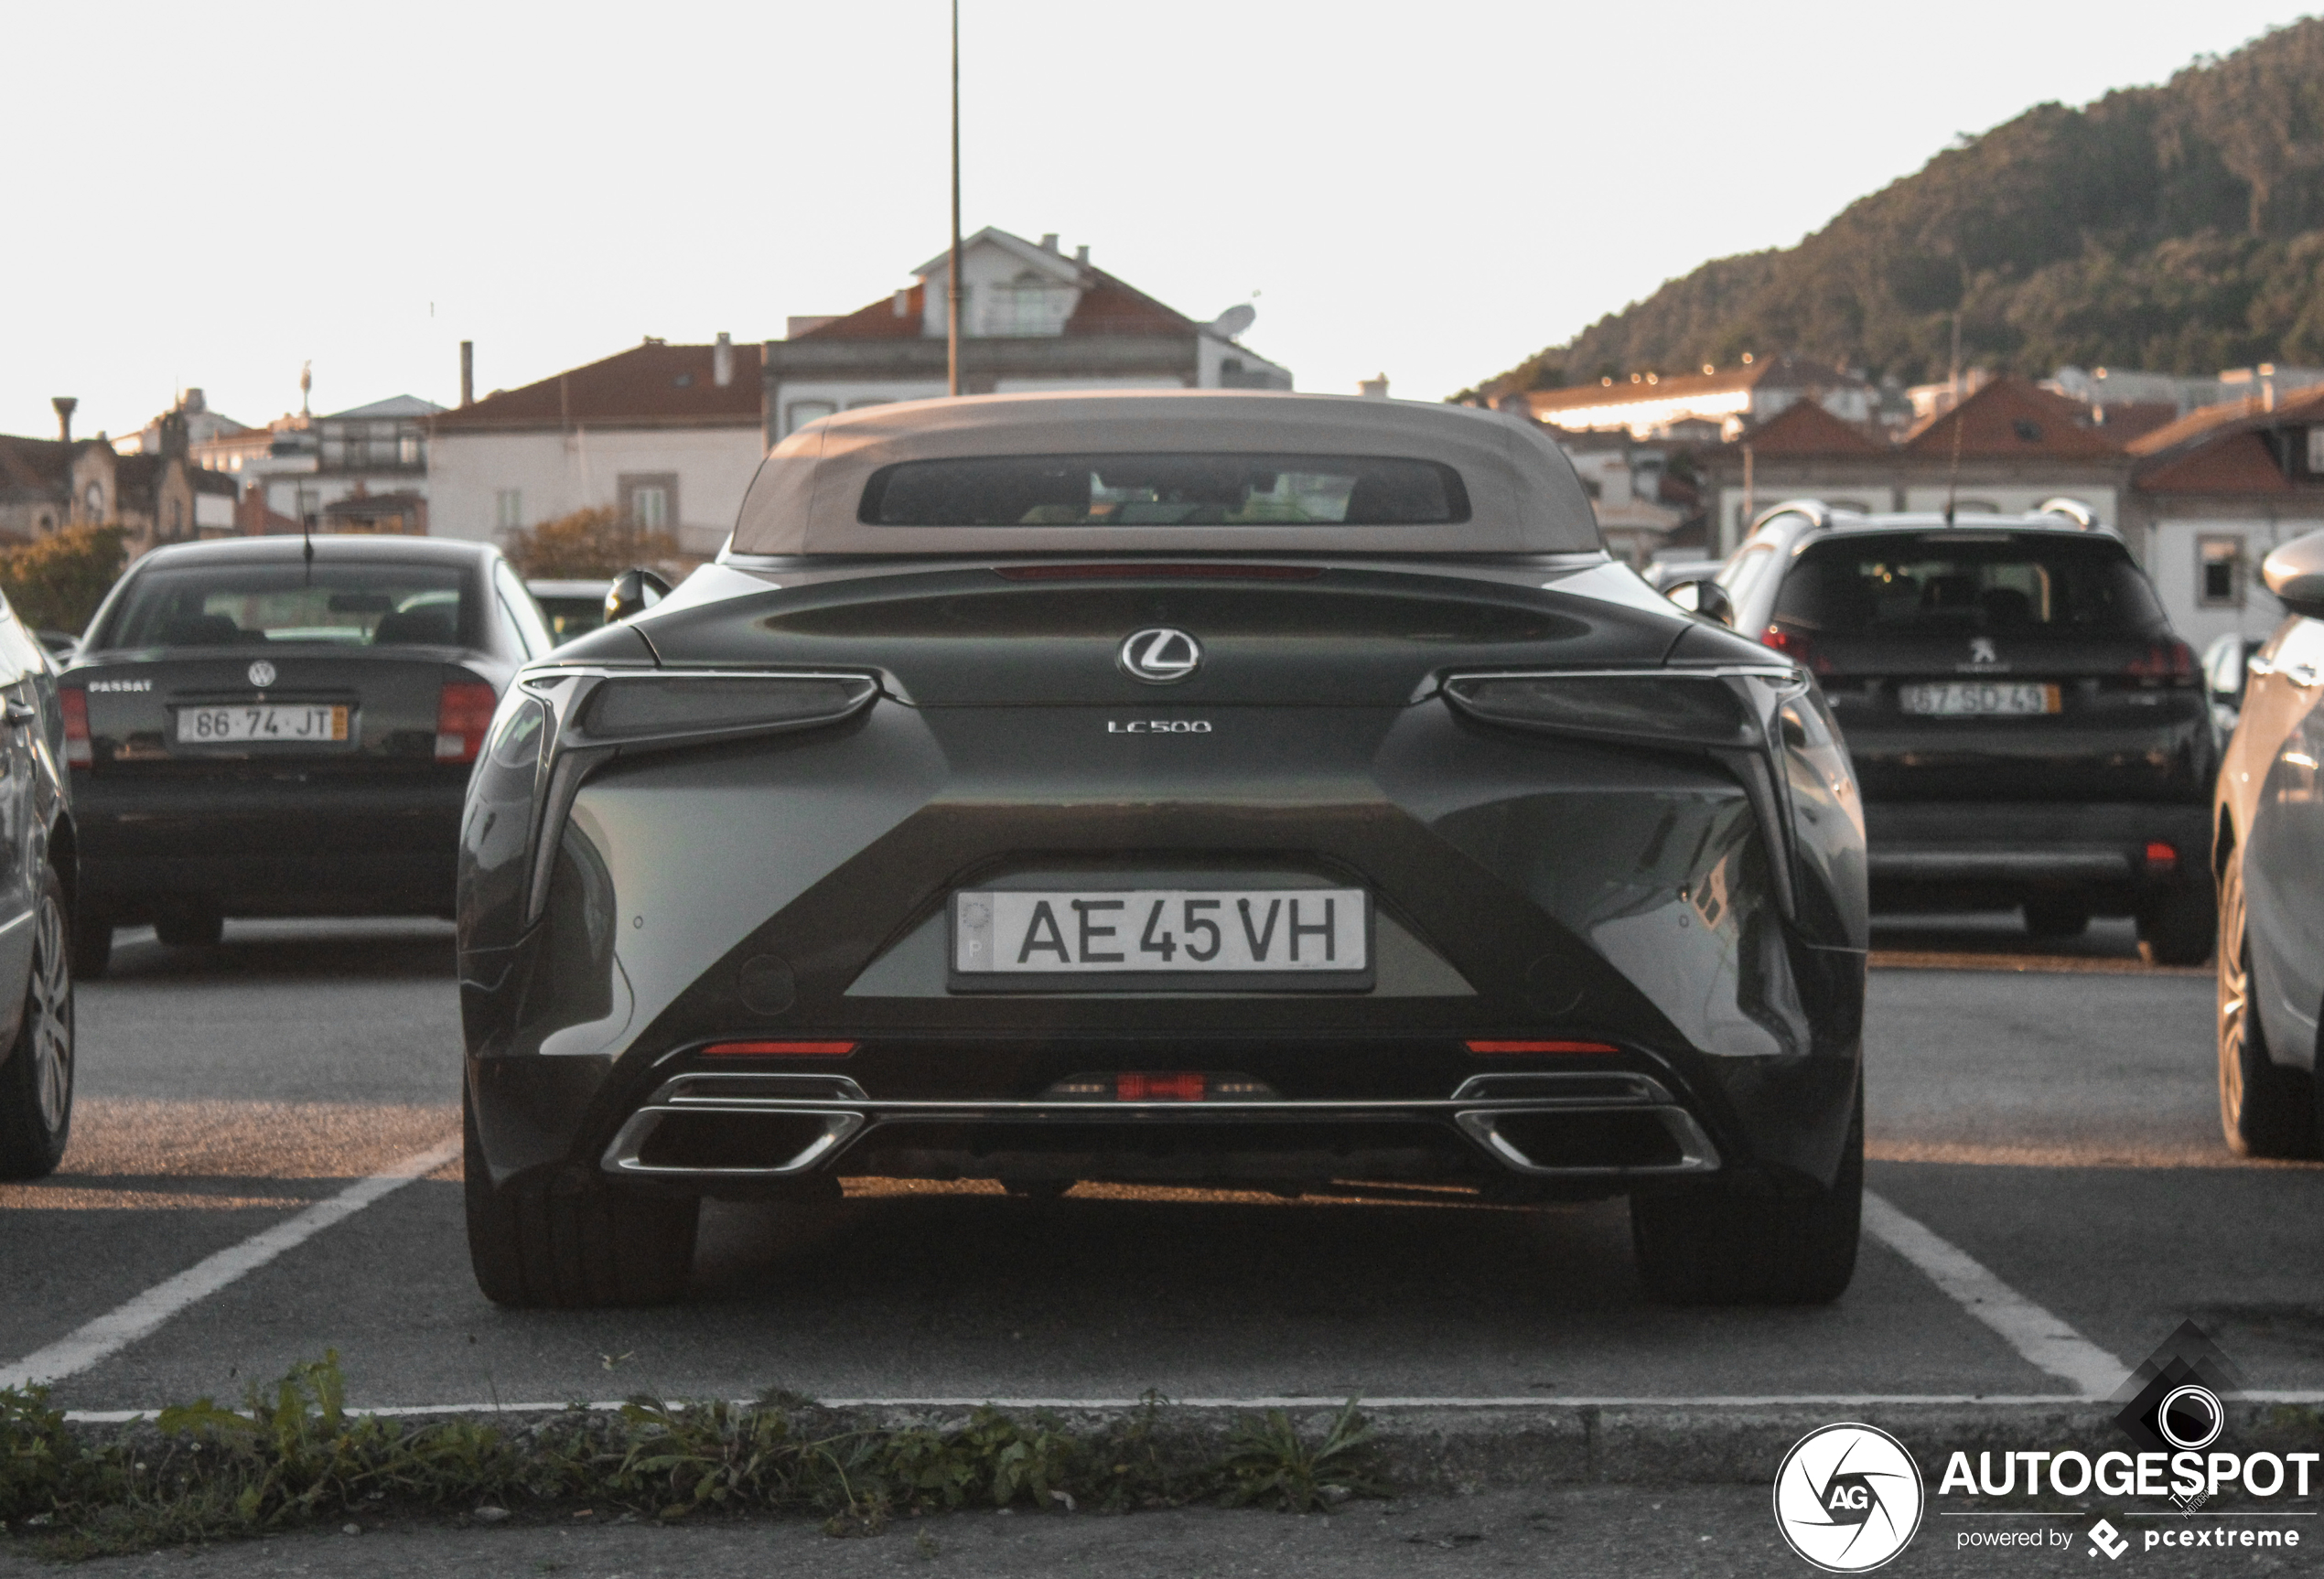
[952,888,1369,976]
[175,704,350,745]
[1898,682,2060,717]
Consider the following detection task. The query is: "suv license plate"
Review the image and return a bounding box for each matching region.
[953,888,1369,977]
[1899,682,2060,717]
[176,704,350,744]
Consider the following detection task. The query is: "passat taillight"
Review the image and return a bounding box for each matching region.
[1466,1039,1620,1055]
[436,681,498,763]
[59,688,91,768]
[2125,639,2198,687]
[1760,625,1834,675]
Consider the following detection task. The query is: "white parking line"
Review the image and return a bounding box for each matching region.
[1862,1189,2125,1397]
[0,1136,459,1391]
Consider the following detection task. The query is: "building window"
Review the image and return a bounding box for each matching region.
[2308,427,2324,475]
[787,401,837,435]
[495,489,523,532]
[399,435,423,467]
[83,483,102,519]
[2198,534,2244,607]
[619,473,680,533]
[168,498,183,534]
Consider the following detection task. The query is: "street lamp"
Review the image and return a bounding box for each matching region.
[948,0,963,398]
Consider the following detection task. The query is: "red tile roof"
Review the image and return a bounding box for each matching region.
[1741,398,1886,456]
[0,435,69,500]
[432,340,763,430]
[1899,375,2120,459]
[2087,402,2183,445]
[2137,432,2292,494]
[793,266,1194,345]
[2125,383,2324,458]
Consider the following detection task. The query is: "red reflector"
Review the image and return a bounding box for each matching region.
[1117,1070,1205,1101]
[436,680,498,764]
[1466,1039,1619,1055]
[992,563,1321,581]
[59,687,91,768]
[1760,626,1834,675]
[701,1040,858,1058]
[2145,841,2179,868]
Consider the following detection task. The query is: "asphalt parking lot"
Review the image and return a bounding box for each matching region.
[4,914,2316,1419]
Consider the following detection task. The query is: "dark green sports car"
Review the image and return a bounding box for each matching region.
[457,391,1868,1308]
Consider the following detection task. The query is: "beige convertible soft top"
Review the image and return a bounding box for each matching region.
[727,390,1602,555]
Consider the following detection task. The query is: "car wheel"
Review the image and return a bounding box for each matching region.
[2022,899,2089,940]
[153,905,222,950]
[462,1087,699,1307]
[70,908,113,980]
[0,874,75,1180]
[2217,851,2317,1158]
[2138,881,2217,966]
[1630,1088,1861,1305]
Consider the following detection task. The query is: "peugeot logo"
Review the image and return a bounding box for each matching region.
[1968,639,1998,667]
[247,660,277,688]
[1119,628,1202,684]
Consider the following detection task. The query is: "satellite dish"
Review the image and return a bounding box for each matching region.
[1208,303,1257,339]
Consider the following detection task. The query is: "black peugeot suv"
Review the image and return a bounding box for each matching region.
[1703,499,2214,962]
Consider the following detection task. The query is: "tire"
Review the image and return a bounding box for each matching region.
[463,1088,699,1307]
[70,908,112,980]
[0,875,75,1180]
[2217,850,2316,1158]
[153,906,222,949]
[1630,1088,1861,1305]
[2022,899,2089,940]
[2139,881,2217,967]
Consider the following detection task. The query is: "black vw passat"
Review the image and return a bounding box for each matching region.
[63,536,552,972]
[458,392,1868,1308]
[2214,529,2324,1158]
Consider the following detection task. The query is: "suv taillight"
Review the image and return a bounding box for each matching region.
[59,688,91,768]
[2125,639,2197,687]
[1761,625,1834,674]
[436,681,498,763]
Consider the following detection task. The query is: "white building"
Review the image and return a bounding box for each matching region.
[427,337,761,557]
[764,227,1290,442]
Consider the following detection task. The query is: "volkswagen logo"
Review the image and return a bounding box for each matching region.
[1118,628,1201,685]
[247,660,277,689]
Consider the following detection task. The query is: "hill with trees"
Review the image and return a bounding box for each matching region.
[1460,19,2324,403]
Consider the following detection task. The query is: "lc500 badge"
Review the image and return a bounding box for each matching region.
[1107,720,1212,733]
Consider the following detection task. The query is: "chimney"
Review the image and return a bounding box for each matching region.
[459,341,475,407]
[1074,243,1089,266]
[1359,373,1390,399]
[714,331,734,388]
[184,388,205,414]
[1040,232,1060,252]
[893,288,910,317]
[51,397,76,445]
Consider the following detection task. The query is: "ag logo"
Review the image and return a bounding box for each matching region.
[1772,1423,1924,1573]
[1118,628,1201,685]
[247,660,277,689]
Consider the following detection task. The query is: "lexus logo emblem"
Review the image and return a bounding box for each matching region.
[247,661,277,689]
[1119,628,1202,684]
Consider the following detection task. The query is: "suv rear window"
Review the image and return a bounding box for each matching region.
[106,562,474,650]
[1771,533,2166,637]
[860,453,1471,527]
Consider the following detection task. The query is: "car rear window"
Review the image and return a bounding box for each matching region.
[105,562,474,650]
[858,453,1471,527]
[1771,534,2167,636]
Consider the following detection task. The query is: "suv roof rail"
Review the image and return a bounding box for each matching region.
[1748,498,1844,533]
[2031,497,2100,530]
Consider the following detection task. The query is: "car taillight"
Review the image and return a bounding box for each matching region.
[59,688,91,768]
[436,681,498,763]
[2145,841,2179,872]
[701,1040,858,1058]
[1466,1039,1620,1055]
[1761,626,1834,675]
[2125,639,2197,687]
[1117,1071,1205,1101]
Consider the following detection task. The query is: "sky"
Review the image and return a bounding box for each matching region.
[2,1,2313,441]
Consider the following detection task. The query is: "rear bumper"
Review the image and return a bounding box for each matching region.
[1863,800,2211,911]
[73,768,465,917]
